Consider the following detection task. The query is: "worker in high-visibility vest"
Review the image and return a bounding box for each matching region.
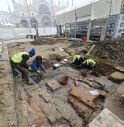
[83,58,96,71]
[10,48,35,84]
[72,55,86,68]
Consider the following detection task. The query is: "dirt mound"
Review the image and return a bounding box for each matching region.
[31,38,66,45]
[92,39,124,64]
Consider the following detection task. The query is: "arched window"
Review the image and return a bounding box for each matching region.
[20,19,29,27]
[42,16,51,26]
[22,13,24,16]
[39,4,50,15]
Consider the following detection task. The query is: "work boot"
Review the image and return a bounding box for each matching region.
[22,79,33,85]
[26,80,33,85]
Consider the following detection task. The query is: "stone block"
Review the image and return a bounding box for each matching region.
[110,72,124,82]
[46,79,61,91]
[89,108,124,127]
[115,66,124,73]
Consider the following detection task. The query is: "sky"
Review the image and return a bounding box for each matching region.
[0,0,13,12]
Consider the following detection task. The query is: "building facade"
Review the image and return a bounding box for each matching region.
[12,0,54,27]
[0,11,14,27]
[114,0,124,38]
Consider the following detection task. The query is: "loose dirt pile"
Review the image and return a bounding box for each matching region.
[91,39,124,64]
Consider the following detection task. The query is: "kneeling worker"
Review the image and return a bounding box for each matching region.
[31,56,46,78]
[83,58,96,71]
[10,48,35,84]
[73,55,86,68]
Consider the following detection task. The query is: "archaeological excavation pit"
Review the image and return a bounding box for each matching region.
[0,38,124,127]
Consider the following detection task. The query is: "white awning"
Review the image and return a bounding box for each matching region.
[55,0,123,25]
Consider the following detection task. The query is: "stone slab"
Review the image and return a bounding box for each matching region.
[39,90,52,103]
[110,72,124,81]
[115,66,124,73]
[104,82,124,120]
[46,79,61,91]
[95,76,118,92]
[89,108,124,127]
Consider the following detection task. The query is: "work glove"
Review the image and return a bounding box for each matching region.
[28,66,32,71]
[41,64,46,73]
[37,70,41,74]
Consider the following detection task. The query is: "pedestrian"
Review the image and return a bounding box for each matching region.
[10,48,35,85]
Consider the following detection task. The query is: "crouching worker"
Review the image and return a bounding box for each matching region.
[10,48,35,85]
[72,55,86,68]
[31,56,46,79]
[83,58,96,71]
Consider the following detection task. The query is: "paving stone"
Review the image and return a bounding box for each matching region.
[84,79,103,89]
[23,85,61,124]
[46,79,61,91]
[110,72,124,82]
[54,98,83,127]
[27,96,47,126]
[39,90,52,103]
[95,76,118,92]
[40,101,62,123]
[38,88,83,126]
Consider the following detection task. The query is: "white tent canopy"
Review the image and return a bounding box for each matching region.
[56,0,123,25]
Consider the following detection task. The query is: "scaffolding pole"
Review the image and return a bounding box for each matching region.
[100,0,112,41]
[26,0,32,34]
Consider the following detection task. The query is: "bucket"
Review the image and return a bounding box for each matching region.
[59,76,69,85]
[81,71,88,77]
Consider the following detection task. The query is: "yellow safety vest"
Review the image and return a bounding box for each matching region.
[73,55,81,62]
[84,59,96,66]
[11,52,29,63]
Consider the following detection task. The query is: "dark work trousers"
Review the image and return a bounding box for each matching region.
[10,60,29,81]
[74,58,82,66]
[82,63,94,71]
[72,58,84,69]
